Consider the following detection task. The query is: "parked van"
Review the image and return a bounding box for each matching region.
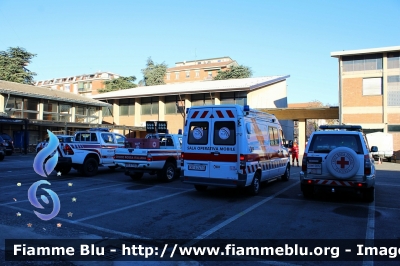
[180,104,290,195]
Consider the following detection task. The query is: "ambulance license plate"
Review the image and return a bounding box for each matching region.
[188,164,206,171]
[126,163,138,168]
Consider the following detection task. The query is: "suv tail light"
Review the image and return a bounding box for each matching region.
[63,144,74,155]
[364,155,371,175]
[301,153,307,171]
[181,152,184,167]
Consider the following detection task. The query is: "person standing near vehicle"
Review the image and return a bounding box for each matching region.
[292,140,299,167]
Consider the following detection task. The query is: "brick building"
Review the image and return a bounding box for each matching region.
[92,75,293,140]
[331,46,400,159]
[164,57,238,84]
[35,71,120,96]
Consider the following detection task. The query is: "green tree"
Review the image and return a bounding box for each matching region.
[0,47,37,84]
[141,57,167,86]
[213,65,252,80]
[99,76,137,93]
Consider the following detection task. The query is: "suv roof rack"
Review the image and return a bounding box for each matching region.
[319,125,363,132]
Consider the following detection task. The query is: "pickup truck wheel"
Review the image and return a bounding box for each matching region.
[55,166,71,175]
[158,162,176,182]
[81,158,98,177]
[130,172,143,180]
[194,185,207,191]
[247,171,261,196]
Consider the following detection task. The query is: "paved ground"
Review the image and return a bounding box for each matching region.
[1,153,400,265]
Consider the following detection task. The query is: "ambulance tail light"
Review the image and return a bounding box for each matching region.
[239,154,246,171]
[63,144,74,155]
[302,153,307,172]
[147,154,153,161]
[364,155,371,175]
[181,152,184,167]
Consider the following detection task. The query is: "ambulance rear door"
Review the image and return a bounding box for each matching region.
[185,107,213,179]
[208,107,239,180]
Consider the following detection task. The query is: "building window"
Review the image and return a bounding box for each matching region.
[195,70,200,77]
[102,106,112,117]
[362,78,382,96]
[388,125,400,132]
[191,94,215,106]
[59,103,72,122]
[185,71,190,78]
[43,100,59,121]
[220,91,247,106]
[388,52,400,69]
[208,71,212,78]
[388,75,400,106]
[22,98,39,119]
[64,84,70,92]
[75,105,99,123]
[119,99,135,116]
[141,97,159,115]
[165,95,185,114]
[342,54,383,72]
[166,73,170,80]
[175,72,179,80]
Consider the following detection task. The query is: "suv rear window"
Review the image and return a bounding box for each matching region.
[309,134,362,154]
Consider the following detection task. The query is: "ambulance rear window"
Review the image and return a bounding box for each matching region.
[213,121,236,145]
[188,122,209,145]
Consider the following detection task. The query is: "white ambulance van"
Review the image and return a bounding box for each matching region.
[180,104,290,195]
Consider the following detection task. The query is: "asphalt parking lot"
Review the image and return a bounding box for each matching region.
[1,154,400,265]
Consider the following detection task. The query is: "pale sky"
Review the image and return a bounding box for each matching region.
[1,0,399,105]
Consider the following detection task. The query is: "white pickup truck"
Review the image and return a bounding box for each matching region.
[55,128,127,176]
[114,133,182,182]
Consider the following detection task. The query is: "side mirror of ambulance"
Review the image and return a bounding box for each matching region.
[370,146,378,152]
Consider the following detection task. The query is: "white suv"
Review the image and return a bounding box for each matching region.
[300,125,378,202]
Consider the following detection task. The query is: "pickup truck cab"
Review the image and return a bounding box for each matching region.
[114,133,182,182]
[55,128,126,176]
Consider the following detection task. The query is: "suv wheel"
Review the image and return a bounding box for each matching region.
[363,187,374,202]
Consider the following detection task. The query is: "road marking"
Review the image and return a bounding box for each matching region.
[75,190,190,222]
[3,204,149,239]
[186,181,300,247]
[363,193,375,266]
